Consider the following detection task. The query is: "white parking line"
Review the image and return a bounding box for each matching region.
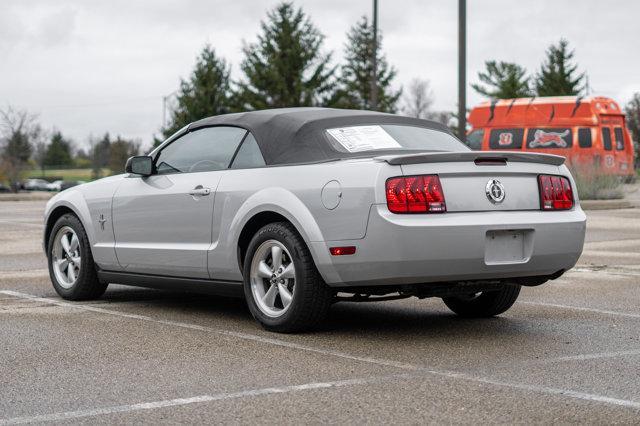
[0,270,49,279]
[0,374,413,425]
[3,371,640,425]
[3,290,640,414]
[0,219,43,229]
[537,349,640,363]
[520,301,640,320]
[570,267,640,278]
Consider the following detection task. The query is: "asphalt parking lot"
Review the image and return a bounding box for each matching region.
[1,200,639,424]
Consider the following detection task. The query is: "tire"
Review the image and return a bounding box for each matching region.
[47,213,108,300]
[243,222,333,333]
[442,285,521,318]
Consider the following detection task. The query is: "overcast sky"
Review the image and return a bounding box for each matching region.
[2,0,639,150]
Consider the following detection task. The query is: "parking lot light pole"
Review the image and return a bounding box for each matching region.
[371,0,378,111]
[458,0,466,140]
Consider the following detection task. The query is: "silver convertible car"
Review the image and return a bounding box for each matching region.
[44,108,586,332]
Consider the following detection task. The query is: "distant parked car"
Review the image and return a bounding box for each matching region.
[60,181,84,191]
[0,184,11,193]
[46,180,64,191]
[23,179,50,191]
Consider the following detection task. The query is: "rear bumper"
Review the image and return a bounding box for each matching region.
[312,205,586,287]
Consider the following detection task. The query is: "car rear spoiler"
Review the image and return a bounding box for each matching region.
[374,151,565,166]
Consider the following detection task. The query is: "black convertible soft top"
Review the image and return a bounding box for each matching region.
[185,108,453,165]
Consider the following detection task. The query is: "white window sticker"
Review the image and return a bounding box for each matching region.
[326,125,401,152]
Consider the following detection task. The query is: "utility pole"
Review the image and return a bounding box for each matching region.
[162,90,178,129]
[371,0,379,111]
[162,95,167,129]
[457,0,466,140]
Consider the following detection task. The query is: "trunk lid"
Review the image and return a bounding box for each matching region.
[377,151,563,212]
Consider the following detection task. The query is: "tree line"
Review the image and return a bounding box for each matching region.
[1,1,639,191]
[472,38,586,99]
[157,2,404,143]
[0,106,140,190]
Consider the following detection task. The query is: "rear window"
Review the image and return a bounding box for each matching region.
[466,129,484,150]
[602,128,612,150]
[614,127,625,151]
[577,128,592,148]
[488,128,524,150]
[325,125,468,154]
[526,128,572,149]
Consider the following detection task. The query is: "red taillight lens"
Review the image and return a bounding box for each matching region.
[385,175,446,214]
[538,175,573,210]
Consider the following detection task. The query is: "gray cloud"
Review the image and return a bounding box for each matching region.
[1,0,638,149]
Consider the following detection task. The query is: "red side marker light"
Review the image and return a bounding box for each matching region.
[329,246,356,256]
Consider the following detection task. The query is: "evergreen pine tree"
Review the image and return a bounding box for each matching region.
[160,45,232,140]
[44,131,73,167]
[329,16,401,112]
[535,39,585,96]
[472,61,532,99]
[235,2,335,109]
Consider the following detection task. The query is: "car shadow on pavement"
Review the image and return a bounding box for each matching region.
[99,286,527,340]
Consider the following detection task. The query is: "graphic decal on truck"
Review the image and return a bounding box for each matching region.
[525,128,573,149]
[498,133,513,146]
[530,130,570,148]
[489,128,524,149]
[605,155,615,168]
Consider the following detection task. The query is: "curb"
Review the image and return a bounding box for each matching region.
[580,199,634,210]
[0,192,54,202]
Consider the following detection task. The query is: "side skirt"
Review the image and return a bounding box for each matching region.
[97,270,244,298]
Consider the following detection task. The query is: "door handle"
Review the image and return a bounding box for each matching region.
[189,186,211,196]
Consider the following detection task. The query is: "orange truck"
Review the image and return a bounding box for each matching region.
[467,96,635,177]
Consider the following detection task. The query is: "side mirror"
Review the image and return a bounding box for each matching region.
[125,156,153,176]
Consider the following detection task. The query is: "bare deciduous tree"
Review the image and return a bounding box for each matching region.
[402,78,434,119]
[0,107,42,191]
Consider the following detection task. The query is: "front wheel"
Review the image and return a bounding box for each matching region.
[47,214,108,300]
[442,285,521,318]
[243,222,332,333]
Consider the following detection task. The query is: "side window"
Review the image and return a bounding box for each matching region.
[155,127,247,174]
[577,128,592,148]
[488,128,524,150]
[602,128,612,151]
[526,128,572,149]
[465,129,484,150]
[230,133,266,169]
[614,127,625,151]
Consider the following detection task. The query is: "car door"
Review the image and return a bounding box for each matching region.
[112,126,248,278]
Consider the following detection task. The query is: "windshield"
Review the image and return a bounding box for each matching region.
[325,124,468,155]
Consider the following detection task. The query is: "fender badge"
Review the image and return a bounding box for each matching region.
[98,214,107,231]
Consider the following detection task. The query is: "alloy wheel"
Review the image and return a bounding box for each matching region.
[51,226,81,289]
[249,239,296,317]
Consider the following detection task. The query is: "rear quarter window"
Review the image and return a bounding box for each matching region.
[577,128,592,148]
[489,128,524,150]
[602,128,612,150]
[526,128,572,149]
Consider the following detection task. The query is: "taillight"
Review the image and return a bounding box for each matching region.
[538,175,573,210]
[385,175,446,214]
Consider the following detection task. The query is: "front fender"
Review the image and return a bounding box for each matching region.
[44,189,96,251]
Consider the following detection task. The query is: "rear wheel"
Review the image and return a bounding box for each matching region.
[47,214,108,300]
[243,222,332,333]
[442,285,521,318]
